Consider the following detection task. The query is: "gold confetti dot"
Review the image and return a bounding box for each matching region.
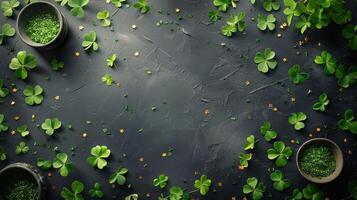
[11,88,17,93]
[131,24,137,29]
[282,22,287,27]
[245,80,251,86]
[138,175,143,180]
[283,57,288,63]
[161,152,167,157]
[32,114,36,119]
[317,42,321,47]
[14,116,20,121]
[139,157,144,162]
[277,33,282,38]
[316,127,321,132]
[82,133,87,138]
[54,96,60,100]
[291,97,296,102]
[343,138,348,143]
[220,42,226,47]
[238,165,245,171]
[308,133,313,137]
[175,8,181,13]
[79,26,84,31]
[48,173,52,177]
[146,193,151,197]
[134,51,140,57]
[290,139,295,144]
[10,101,15,106]
[347,150,352,155]
[119,128,125,134]
[273,107,278,112]
[204,109,210,116]
[268,103,273,108]
[217,182,223,187]
[75,52,80,57]
[11,130,15,135]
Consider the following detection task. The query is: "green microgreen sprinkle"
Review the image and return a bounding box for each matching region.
[25,12,60,44]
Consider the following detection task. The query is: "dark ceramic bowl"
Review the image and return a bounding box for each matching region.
[296,138,343,184]
[16,1,68,50]
[0,163,46,200]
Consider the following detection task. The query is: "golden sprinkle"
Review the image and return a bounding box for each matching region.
[139,157,144,162]
[134,51,140,57]
[79,26,84,31]
[175,8,181,13]
[138,175,143,180]
[82,133,87,138]
[131,24,137,30]
[317,42,321,47]
[316,127,321,132]
[111,184,116,188]
[220,42,226,47]
[48,173,52,177]
[245,80,251,86]
[75,52,80,57]
[277,33,282,38]
[283,57,288,63]
[279,25,284,29]
[32,114,36,119]
[273,107,278,112]
[343,138,348,143]
[10,101,15,106]
[11,88,17,93]
[162,152,167,157]
[14,116,20,121]
[11,130,16,135]
[308,133,313,138]
[282,22,287,27]
[217,182,223,187]
[119,128,125,134]
[291,97,296,102]
[238,165,245,171]
[146,193,151,198]
[54,96,60,100]
[204,109,210,116]
[290,139,296,144]
[268,103,273,108]
[347,150,352,155]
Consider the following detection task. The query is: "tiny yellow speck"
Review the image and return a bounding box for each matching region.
[134,52,140,57]
[175,8,181,13]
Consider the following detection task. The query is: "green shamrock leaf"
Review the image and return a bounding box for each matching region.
[285,189,303,200]
[125,194,138,200]
[15,141,29,155]
[17,125,29,137]
[314,51,337,75]
[53,153,75,177]
[0,24,15,45]
[112,0,126,8]
[1,0,19,17]
[257,14,276,31]
[55,0,70,6]
[23,85,44,106]
[61,180,84,200]
[270,170,291,191]
[133,0,150,14]
[9,50,37,80]
[37,158,52,170]
[288,64,309,84]
[41,118,62,135]
[0,80,9,99]
[260,121,277,142]
[169,186,184,200]
[109,167,128,185]
[51,59,64,71]
[302,184,324,200]
[283,0,299,26]
[254,48,277,73]
[97,10,111,27]
[263,0,280,11]
[338,109,357,134]
[244,135,257,150]
[89,183,104,198]
[208,10,221,23]
[106,54,117,67]
[213,0,230,12]
[227,12,246,31]
[221,25,237,37]
[102,74,113,86]
[295,15,311,34]
[342,24,357,50]
[0,146,6,161]
[82,31,99,51]
[68,0,89,18]
[0,114,9,133]
[153,174,169,189]
[312,93,329,112]
[243,177,266,200]
[239,152,252,168]
[336,65,357,88]
[348,180,357,200]
[194,175,212,195]
[288,112,307,130]
[87,145,111,169]
[267,141,293,167]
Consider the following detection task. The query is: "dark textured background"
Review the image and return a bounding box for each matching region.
[0,0,357,199]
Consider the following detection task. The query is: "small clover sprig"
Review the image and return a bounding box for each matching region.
[106,54,117,67]
[194,175,212,195]
[257,14,276,31]
[302,184,324,200]
[102,74,113,86]
[53,153,75,177]
[342,24,357,50]
[286,189,303,200]
[153,174,169,189]
[0,146,6,161]
[270,170,291,191]
[111,0,126,8]
[17,125,29,137]
[338,109,357,134]
[314,51,337,75]
[87,145,111,169]
[288,64,309,85]
[133,0,150,14]
[312,93,329,112]
[96,10,111,27]
[82,31,99,51]
[1,0,19,17]
[68,0,89,18]
[288,112,307,130]
[0,24,15,45]
[0,80,9,100]
[37,158,52,170]
[15,141,29,155]
[23,85,44,106]
[9,50,37,80]
[244,135,257,150]
[254,48,277,73]
[41,118,62,135]
[0,114,9,133]
[61,180,84,200]
[267,141,293,167]
[213,0,238,12]
[260,121,277,142]
[243,177,266,200]
[221,12,246,37]
[51,59,64,71]
[239,152,252,168]
[89,183,103,198]
[109,167,128,185]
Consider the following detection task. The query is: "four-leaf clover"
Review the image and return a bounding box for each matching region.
[153,174,169,189]
[312,93,329,112]
[169,186,184,200]
[270,170,291,191]
[288,64,309,84]
[243,177,266,200]
[254,48,277,73]
[109,167,128,185]
[41,118,62,135]
[288,112,307,130]
[257,14,276,31]
[87,145,111,169]
[9,50,37,80]
[194,175,212,195]
[53,153,75,177]
[0,23,15,45]
[23,85,44,106]
[267,141,293,167]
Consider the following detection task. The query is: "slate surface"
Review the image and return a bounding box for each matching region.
[0,0,356,199]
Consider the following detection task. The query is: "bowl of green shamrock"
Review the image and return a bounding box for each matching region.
[296,138,343,183]
[16,1,68,50]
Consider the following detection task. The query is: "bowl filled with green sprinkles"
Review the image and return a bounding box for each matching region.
[296,138,343,184]
[0,163,46,200]
[16,1,67,50]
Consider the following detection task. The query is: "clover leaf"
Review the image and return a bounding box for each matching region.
[342,24,357,50]
[221,25,237,37]
[221,12,246,37]
[51,59,64,71]
[109,167,128,185]
[169,187,184,200]
[312,93,329,112]
[23,85,44,106]
[106,54,117,67]
[82,31,99,51]
[295,15,311,34]
[239,152,252,168]
[87,145,111,169]
[257,14,276,31]
[286,189,303,200]
[153,174,169,189]
[263,0,280,11]
[338,109,357,134]
[302,184,324,200]
[314,51,337,75]
[288,112,307,130]
[194,175,211,195]
[254,48,277,73]
[288,64,309,84]
[0,80,9,100]
[53,153,75,177]
[41,118,62,135]
[283,0,299,26]
[125,194,138,200]
[267,141,293,167]
[112,0,126,8]
[0,24,15,45]
[243,177,266,200]
[61,180,84,200]
[37,158,52,170]
[17,125,29,137]
[89,183,103,198]
[133,0,150,14]
[1,0,19,17]
[15,141,29,155]
[68,0,89,18]
[102,74,113,86]
[335,65,357,88]
[270,170,291,191]
[260,121,277,142]
[244,135,257,150]
[0,114,9,133]
[97,10,111,27]
[348,180,357,200]
[0,146,6,161]
[55,0,69,6]
[213,0,230,12]
[9,50,37,80]
[208,10,221,23]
